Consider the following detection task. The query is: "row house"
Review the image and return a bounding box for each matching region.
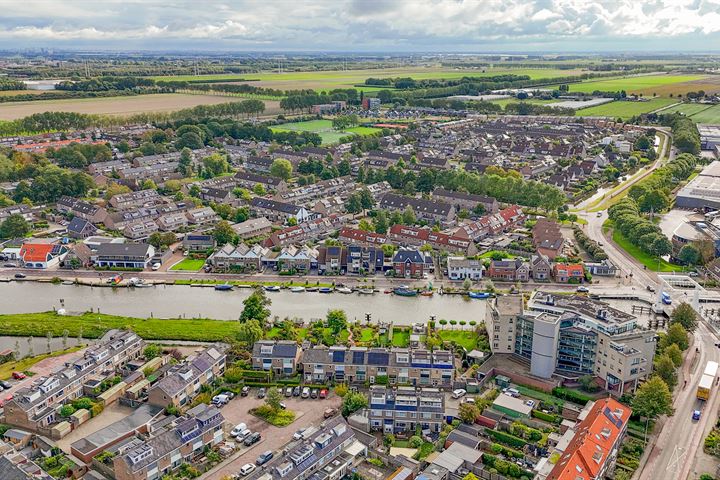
[312,196,345,215]
[123,219,160,240]
[262,214,344,248]
[156,212,188,232]
[148,346,226,408]
[0,204,35,223]
[199,186,234,205]
[432,188,499,213]
[210,243,269,272]
[244,155,273,172]
[301,346,454,388]
[251,340,302,377]
[338,227,388,247]
[275,176,356,205]
[113,404,225,480]
[453,205,526,241]
[392,248,432,278]
[388,224,477,255]
[264,245,318,273]
[185,206,219,227]
[87,159,131,176]
[234,170,288,193]
[4,330,143,432]
[446,256,484,281]
[369,386,445,434]
[109,189,162,210]
[249,197,318,224]
[117,162,181,185]
[105,201,189,231]
[56,196,108,224]
[316,245,384,274]
[379,193,456,227]
[232,217,273,240]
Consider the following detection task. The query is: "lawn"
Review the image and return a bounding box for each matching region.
[611,228,684,272]
[438,330,481,350]
[169,258,206,271]
[561,74,707,97]
[270,119,381,145]
[663,103,720,124]
[576,98,677,120]
[358,328,375,342]
[0,346,84,380]
[390,329,410,347]
[514,384,564,409]
[490,98,561,108]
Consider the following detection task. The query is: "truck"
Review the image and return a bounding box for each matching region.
[697,361,719,401]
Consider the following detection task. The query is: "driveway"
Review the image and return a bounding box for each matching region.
[204,392,342,479]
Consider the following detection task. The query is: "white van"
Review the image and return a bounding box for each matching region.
[503,387,520,398]
[452,389,467,399]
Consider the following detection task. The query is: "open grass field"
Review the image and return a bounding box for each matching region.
[0,346,83,380]
[0,93,282,120]
[270,119,381,145]
[0,89,48,97]
[662,103,720,124]
[575,97,676,119]
[611,228,683,272]
[151,66,590,92]
[563,74,708,97]
[490,98,561,108]
[169,258,206,271]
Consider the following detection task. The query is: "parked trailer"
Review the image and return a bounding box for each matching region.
[705,361,719,378]
[698,361,719,401]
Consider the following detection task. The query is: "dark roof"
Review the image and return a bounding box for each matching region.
[252,340,298,359]
[234,170,282,186]
[393,249,425,264]
[95,242,151,258]
[379,193,453,217]
[67,217,96,234]
[250,197,300,214]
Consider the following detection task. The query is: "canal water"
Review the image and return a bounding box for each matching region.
[0,282,487,325]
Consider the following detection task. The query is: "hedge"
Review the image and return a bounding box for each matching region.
[551,387,592,405]
[531,410,559,424]
[485,428,528,449]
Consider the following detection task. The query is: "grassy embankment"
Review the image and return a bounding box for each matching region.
[0,346,84,380]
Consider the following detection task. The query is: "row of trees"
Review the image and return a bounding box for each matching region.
[56,76,156,92]
[12,165,94,204]
[609,197,672,258]
[572,226,609,261]
[657,113,701,154]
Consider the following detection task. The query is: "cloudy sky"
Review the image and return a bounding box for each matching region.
[2,0,720,52]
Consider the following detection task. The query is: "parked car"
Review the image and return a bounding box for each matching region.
[14,273,26,279]
[3,263,17,268]
[525,400,536,408]
[230,423,248,437]
[310,388,319,399]
[0,381,10,389]
[503,387,520,398]
[238,463,256,476]
[212,394,230,406]
[301,387,310,398]
[647,285,656,293]
[256,451,274,466]
[151,262,161,271]
[452,389,467,399]
[324,408,338,419]
[576,286,589,293]
[279,402,287,410]
[293,428,306,440]
[244,432,261,446]
[292,386,301,397]
[240,386,250,397]
[257,388,266,399]
[12,372,25,380]
[319,389,328,399]
[221,391,235,400]
[285,387,293,397]
[693,410,701,421]
[596,211,603,217]
[236,429,251,440]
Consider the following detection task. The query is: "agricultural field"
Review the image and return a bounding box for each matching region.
[575,97,677,120]
[270,119,381,145]
[0,93,282,120]
[0,89,48,97]
[562,74,710,97]
[152,66,590,92]
[662,103,720,124]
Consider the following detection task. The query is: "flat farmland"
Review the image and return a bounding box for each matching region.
[0,93,281,120]
[0,89,48,97]
[564,74,708,97]
[576,97,676,119]
[662,103,720,124]
[152,66,589,92]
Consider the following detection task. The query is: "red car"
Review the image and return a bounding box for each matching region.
[12,372,25,380]
[319,389,328,399]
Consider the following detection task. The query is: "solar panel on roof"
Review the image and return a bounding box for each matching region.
[332,351,345,363]
[51,244,63,255]
[603,407,623,429]
[353,351,365,364]
[367,352,389,365]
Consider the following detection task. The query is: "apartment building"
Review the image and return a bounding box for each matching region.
[486,293,655,394]
[369,386,445,434]
[338,227,388,246]
[3,330,143,432]
[251,340,302,376]
[148,346,226,408]
[93,243,155,269]
[113,404,225,480]
[316,245,384,274]
[301,346,454,388]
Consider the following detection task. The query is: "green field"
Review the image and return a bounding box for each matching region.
[169,258,206,271]
[270,119,381,145]
[490,98,561,108]
[611,228,683,272]
[576,98,676,119]
[562,74,706,97]
[662,103,720,124]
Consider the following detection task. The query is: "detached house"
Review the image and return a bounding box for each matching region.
[94,243,155,269]
[19,242,67,269]
[447,256,483,281]
[488,258,529,282]
[66,217,98,239]
[553,263,585,283]
[392,248,430,278]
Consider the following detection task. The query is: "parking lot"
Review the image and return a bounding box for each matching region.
[204,390,342,480]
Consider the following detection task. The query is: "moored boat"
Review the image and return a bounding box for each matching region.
[305,287,319,292]
[336,287,353,294]
[393,287,418,297]
[214,283,233,291]
[318,287,333,293]
[358,288,375,295]
[420,290,434,296]
[290,286,305,293]
[264,285,281,292]
[468,291,490,299]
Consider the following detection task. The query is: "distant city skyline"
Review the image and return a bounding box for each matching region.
[2,0,720,53]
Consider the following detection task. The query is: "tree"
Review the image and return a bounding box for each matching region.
[176,131,204,150]
[342,392,368,417]
[240,288,271,324]
[358,219,373,231]
[639,190,670,213]
[678,244,701,266]
[265,387,283,412]
[661,322,689,351]
[346,194,362,214]
[327,309,348,334]
[671,302,698,332]
[335,383,349,398]
[237,319,263,346]
[664,343,683,368]
[202,153,230,178]
[632,376,673,419]
[143,344,162,361]
[402,206,416,225]
[148,232,176,250]
[270,158,293,180]
[212,220,235,245]
[59,404,76,417]
[462,474,479,480]
[374,210,389,234]
[458,402,481,424]
[654,354,678,390]
[253,183,266,196]
[359,188,374,210]
[0,214,30,239]
[178,147,193,176]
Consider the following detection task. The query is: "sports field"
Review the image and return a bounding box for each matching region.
[152,66,589,92]
[575,97,677,119]
[563,74,708,97]
[661,103,720,124]
[270,119,381,145]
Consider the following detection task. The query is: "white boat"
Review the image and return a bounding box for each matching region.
[336,287,353,294]
[264,285,281,292]
[61,280,74,285]
[290,286,306,293]
[358,288,375,295]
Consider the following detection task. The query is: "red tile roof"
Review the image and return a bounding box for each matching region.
[19,243,55,263]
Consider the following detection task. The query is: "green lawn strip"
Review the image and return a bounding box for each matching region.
[169,259,206,271]
[391,329,410,347]
[611,228,683,272]
[514,385,564,408]
[0,346,84,380]
[438,330,478,350]
[359,328,375,342]
[478,250,517,259]
[0,311,241,342]
[173,279,333,287]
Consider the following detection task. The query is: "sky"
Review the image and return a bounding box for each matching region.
[2,0,720,53]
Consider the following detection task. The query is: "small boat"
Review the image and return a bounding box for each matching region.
[133,281,152,288]
[468,291,491,299]
[214,284,233,291]
[290,286,305,293]
[318,287,333,293]
[393,287,418,297]
[107,274,123,286]
[336,287,353,294]
[420,290,434,297]
[306,287,319,292]
[358,288,375,295]
[61,280,74,285]
[264,285,281,292]
[384,289,392,294]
